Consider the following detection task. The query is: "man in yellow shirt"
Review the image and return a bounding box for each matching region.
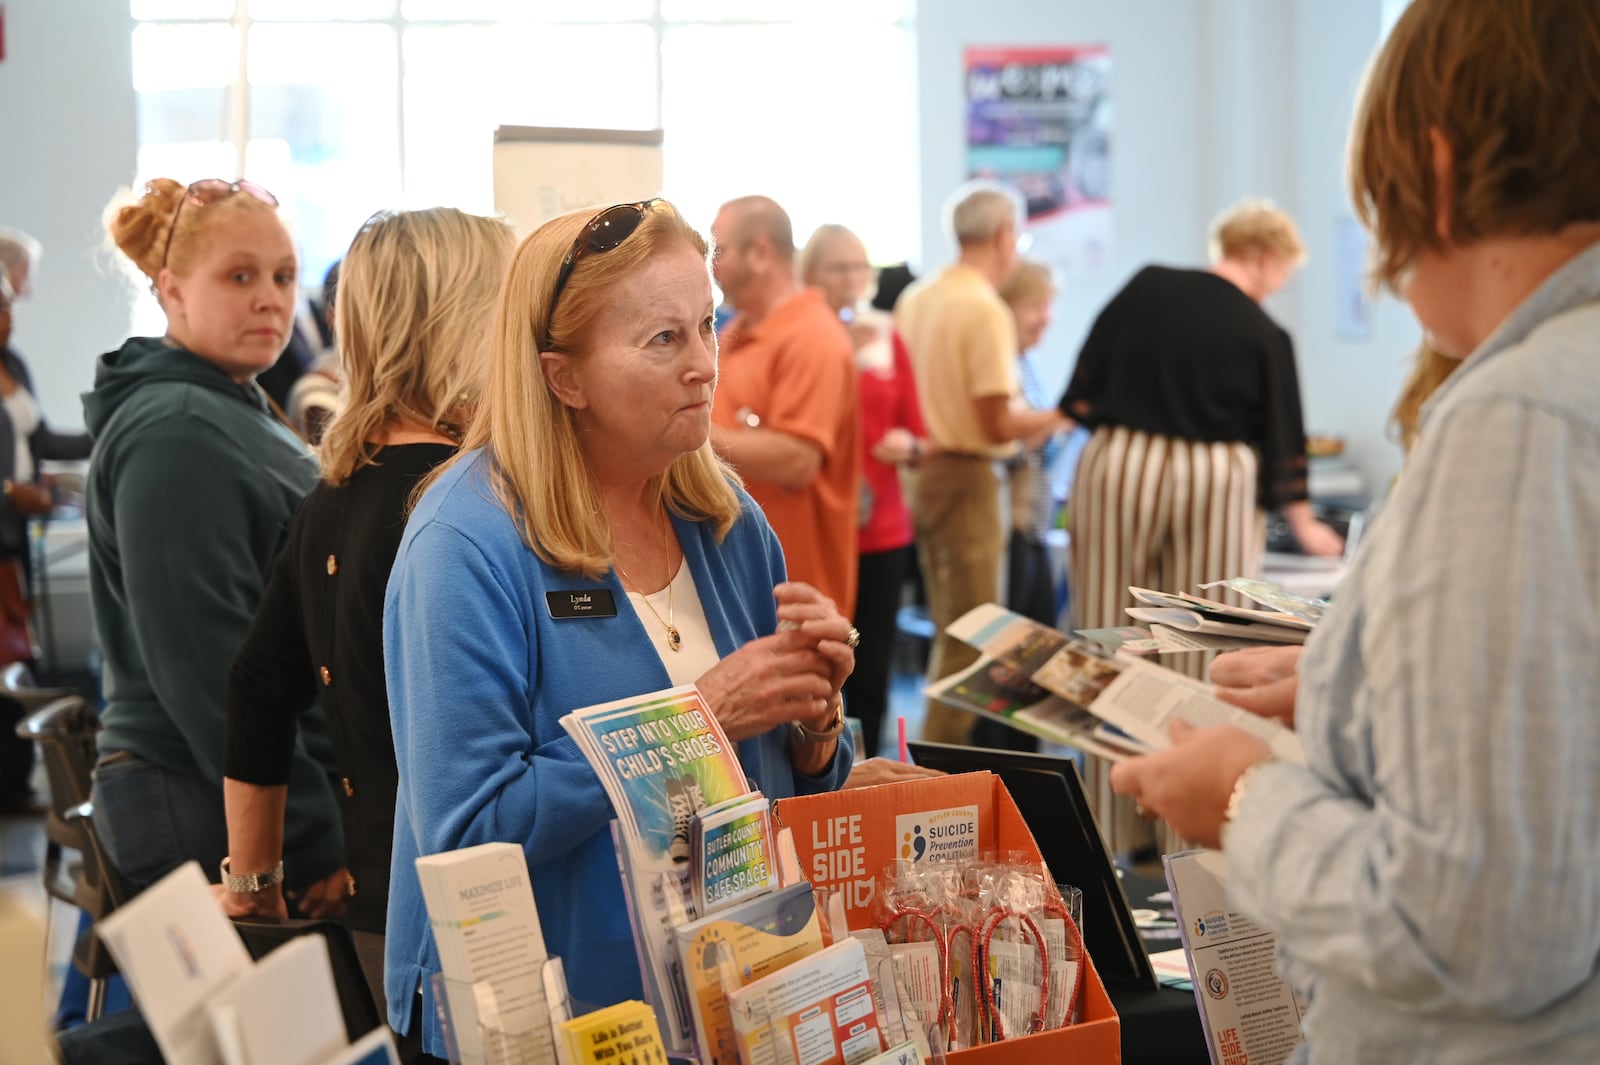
[897,184,1071,742]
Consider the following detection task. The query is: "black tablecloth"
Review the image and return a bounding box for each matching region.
[1108,869,1211,1065]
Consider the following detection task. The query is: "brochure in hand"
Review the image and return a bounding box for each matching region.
[932,604,1304,764]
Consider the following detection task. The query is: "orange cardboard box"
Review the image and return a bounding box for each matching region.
[772,771,1121,1065]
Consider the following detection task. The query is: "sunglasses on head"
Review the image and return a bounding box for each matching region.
[161,178,280,270]
[542,199,659,348]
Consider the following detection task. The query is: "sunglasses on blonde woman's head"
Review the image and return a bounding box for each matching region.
[542,199,658,348]
[160,178,280,271]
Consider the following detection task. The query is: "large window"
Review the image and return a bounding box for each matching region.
[130,0,920,332]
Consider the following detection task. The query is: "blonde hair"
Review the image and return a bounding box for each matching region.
[1208,199,1306,264]
[1389,342,1460,456]
[999,259,1056,309]
[799,223,864,286]
[320,208,514,486]
[104,178,280,288]
[440,199,742,578]
[1349,0,1600,292]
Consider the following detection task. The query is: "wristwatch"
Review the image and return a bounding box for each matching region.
[221,856,285,894]
[790,700,845,744]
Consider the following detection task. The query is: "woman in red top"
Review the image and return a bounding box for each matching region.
[800,225,928,754]
[801,228,926,759]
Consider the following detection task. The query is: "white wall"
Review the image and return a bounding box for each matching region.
[916,0,1210,402]
[1290,0,1418,490]
[0,0,139,431]
[915,0,1417,491]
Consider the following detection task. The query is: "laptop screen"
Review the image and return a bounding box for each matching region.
[905,741,1157,990]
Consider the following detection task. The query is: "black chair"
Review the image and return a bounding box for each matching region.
[231,917,382,1043]
[14,691,98,908]
[59,799,133,1022]
[1,661,76,813]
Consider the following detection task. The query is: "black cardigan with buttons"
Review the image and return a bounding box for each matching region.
[224,442,455,933]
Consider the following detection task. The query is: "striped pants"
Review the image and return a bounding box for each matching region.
[1069,426,1266,855]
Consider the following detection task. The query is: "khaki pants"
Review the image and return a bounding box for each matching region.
[912,454,1004,743]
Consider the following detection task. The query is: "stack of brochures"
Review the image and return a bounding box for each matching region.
[414,842,563,1065]
[562,684,928,1065]
[560,685,765,1056]
[926,603,1306,764]
[1122,581,1319,652]
[94,861,403,1065]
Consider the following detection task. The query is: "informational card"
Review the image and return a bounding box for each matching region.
[726,938,884,1065]
[415,843,554,1065]
[561,685,750,867]
[94,862,254,1065]
[207,935,345,1065]
[1164,849,1306,1065]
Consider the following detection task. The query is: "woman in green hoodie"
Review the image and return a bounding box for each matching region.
[84,178,348,912]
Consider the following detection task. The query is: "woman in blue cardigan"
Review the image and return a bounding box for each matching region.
[384,199,857,1058]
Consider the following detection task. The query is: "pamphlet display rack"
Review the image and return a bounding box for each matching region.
[431,958,573,1065]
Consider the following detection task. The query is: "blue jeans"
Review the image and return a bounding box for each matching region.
[89,752,228,891]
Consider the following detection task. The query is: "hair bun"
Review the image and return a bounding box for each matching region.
[106,178,188,283]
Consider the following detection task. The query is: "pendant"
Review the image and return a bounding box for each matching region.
[666,625,682,652]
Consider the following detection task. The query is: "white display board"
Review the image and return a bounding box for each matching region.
[492,126,664,236]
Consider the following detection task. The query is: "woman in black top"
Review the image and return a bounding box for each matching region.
[1059,200,1340,852]
[218,207,513,1037]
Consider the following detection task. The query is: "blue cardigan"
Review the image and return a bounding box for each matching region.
[383,451,854,1052]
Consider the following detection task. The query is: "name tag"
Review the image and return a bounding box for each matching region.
[545,589,618,620]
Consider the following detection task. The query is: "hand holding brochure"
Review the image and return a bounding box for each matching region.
[938,604,1304,764]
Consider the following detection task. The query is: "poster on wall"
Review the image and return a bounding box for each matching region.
[965,46,1113,277]
[493,126,663,237]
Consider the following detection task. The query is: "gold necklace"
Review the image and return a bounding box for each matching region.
[615,515,682,653]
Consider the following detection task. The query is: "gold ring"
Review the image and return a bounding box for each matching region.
[845,626,861,649]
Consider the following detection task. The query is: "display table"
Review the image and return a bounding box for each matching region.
[1110,869,1210,1065]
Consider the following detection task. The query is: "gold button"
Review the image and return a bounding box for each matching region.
[326,554,338,576]
[341,776,355,797]
[319,665,332,686]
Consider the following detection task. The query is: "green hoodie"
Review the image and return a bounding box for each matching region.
[83,337,344,887]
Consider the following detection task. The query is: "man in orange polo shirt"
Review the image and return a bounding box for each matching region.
[709,196,862,618]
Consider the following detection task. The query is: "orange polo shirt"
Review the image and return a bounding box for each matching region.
[714,288,862,617]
